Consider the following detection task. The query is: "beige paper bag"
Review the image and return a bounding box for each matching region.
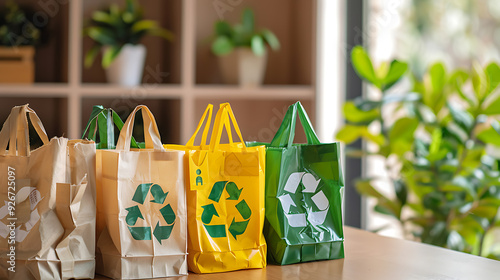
[96,105,187,279]
[0,105,96,280]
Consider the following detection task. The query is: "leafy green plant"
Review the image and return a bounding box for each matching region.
[338,46,500,259]
[0,0,40,46]
[210,8,280,56]
[84,0,173,68]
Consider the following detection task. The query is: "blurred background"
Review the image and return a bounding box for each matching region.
[1,0,500,259]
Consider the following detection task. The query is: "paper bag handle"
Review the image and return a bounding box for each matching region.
[209,103,246,152]
[0,104,49,156]
[270,101,320,148]
[116,105,164,151]
[186,104,213,149]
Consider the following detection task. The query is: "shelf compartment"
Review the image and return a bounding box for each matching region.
[0,0,70,83]
[80,0,182,85]
[194,0,316,86]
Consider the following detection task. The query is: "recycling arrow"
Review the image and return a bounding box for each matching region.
[160,204,176,224]
[278,194,295,213]
[128,226,152,240]
[132,183,152,204]
[228,218,249,239]
[279,172,330,228]
[208,181,226,202]
[226,182,242,200]
[125,205,143,226]
[126,182,176,242]
[201,204,219,224]
[150,184,168,204]
[235,200,251,219]
[202,181,252,239]
[153,221,174,244]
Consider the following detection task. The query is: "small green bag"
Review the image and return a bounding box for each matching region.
[248,102,345,265]
[82,105,142,149]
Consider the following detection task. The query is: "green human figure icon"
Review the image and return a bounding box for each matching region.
[196,169,203,186]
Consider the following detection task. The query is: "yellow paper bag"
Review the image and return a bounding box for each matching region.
[166,103,266,273]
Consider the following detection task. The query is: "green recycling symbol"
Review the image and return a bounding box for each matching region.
[126,183,176,244]
[278,172,329,227]
[201,181,251,239]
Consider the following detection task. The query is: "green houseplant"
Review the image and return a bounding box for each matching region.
[337,46,500,260]
[0,0,40,83]
[84,0,173,86]
[210,8,280,86]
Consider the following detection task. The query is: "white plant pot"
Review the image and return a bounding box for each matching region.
[218,48,268,87]
[106,44,146,87]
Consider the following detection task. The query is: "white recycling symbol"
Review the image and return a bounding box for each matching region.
[278,172,329,228]
[0,186,43,242]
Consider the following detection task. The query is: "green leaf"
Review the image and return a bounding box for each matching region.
[87,26,117,46]
[261,29,280,51]
[472,62,487,101]
[214,21,232,37]
[122,12,135,23]
[483,96,500,115]
[337,125,385,146]
[336,125,364,144]
[109,4,120,18]
[147,27,174,41]
[343,101,379,123]
[429,62,446,93]
[472,205,498,220]
[394,180,407,206]
[126,0,135,14]
[477,123,500,146]
[362,130,385,146]
[374,203,397,217]
[447,103,474,132]
[389,117,418,143]
[389,117,418,156]
[242,8,254,33]
[441,176,476,199]
[84,44,100,68]
[91,11,113,25]
[381,60,408,91]
[131,20,158,34]
[102,45,122,68]
[450,69,474,107]
[251,35,265,56]
[485,62,500,95]
[211,36,233,55]
[351,46,380,87]
[355,179,386,199]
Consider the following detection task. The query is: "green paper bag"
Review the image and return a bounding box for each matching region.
[247,102,345,265]
[82,105,142,149]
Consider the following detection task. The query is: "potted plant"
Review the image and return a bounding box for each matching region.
[210,8,280,87]
[0,0,40,84]
[84,0,173,87]
[337,46,500,260]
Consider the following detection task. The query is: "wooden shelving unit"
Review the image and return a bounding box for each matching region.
[0,0,317,144]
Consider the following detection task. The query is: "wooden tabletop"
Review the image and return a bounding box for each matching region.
[95,226,500,279]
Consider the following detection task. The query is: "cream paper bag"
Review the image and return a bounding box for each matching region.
[96,105,187,279]
[0,105,96,280]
